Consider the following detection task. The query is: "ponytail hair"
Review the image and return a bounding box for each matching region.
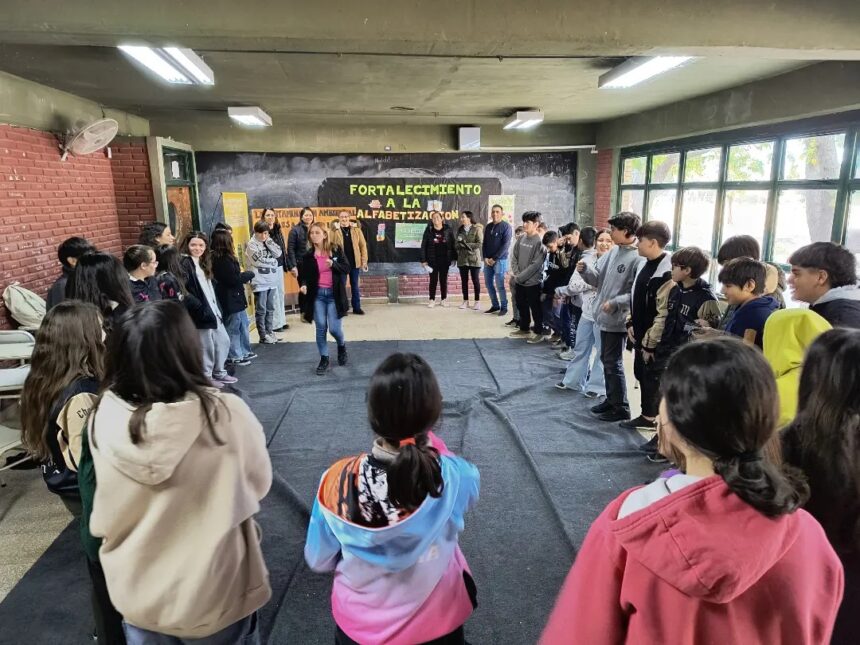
[368,353,444,510]
[661,337,809,517]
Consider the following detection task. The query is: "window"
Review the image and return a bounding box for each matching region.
[846,192,860,265]
[647,189,677,226]
[684,147,722,183]
[620,189,644,215]
[649,153,680,184]
[622,157,647,184]
[679,189,717,250]
[727,142,774,182]
[721,190,768,248]
[772,189,838,263]
[782,133,846,180]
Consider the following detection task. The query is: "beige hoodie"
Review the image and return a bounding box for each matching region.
[89,389,272,638]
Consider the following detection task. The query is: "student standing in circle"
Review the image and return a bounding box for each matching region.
[288,207,315,314]
[123,245,163,303]
[333,210,369,315]
[421,211,456,307]
[482,204,513,316]
[300,223,350,375]
[261,208,289,331]
[138,222,175,248]
[456,211,484,310]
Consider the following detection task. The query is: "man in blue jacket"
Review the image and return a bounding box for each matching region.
[482,204,513,316]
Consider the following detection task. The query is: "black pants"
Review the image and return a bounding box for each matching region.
[459,266,480,301]
[633,348,661,418]
[516,284,543,333]
[87,558,127,644]
[600,331,629,413]
[336,625,465,645]
[429,264,450,301]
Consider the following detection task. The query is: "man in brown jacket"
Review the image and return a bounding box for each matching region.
[330,211,369,314]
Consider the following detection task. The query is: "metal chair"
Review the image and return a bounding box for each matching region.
[0,331,34,485]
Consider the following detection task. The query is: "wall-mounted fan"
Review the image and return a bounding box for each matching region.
[60,118,119,161]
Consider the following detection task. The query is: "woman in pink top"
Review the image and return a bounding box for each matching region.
[300,223,351,374]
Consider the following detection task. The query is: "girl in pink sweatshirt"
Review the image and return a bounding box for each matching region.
[541,337,843,645]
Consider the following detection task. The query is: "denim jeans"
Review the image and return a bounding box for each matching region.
[483,259,509,309]
[600,330,629,413]
[123,612,259,645]
[559,302,580,348]
[340,268,362,311]
[254,288,275,338]
[314,287,345,357]
[561,316,605,395]
[225,310,252,360]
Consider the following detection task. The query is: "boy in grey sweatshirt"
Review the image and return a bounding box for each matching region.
[579,212,644,421]
[509,211,548,341]
[244,221,283,343]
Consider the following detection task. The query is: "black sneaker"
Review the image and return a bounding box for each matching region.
[639,435,659,454]
[619,415,657,430]
[337,344,348,366]
[598,409,631,422]
[484,306,500,314]
[315,356,330,375]
[353,309,366,315]
[647,452,669,464]
[591,400,613,414]
[498,308,508,317]
[243,352,258,360]
[504,319,518,326]
[226,358,252,367]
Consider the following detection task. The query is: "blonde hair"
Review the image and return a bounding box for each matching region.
[309,222,333,255]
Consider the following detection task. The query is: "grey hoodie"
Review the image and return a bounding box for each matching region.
[511,233,547,287]
[581,244,644,332]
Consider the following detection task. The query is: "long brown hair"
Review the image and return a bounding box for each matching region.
[179,231,213,278]
[91,301,223,447]
[209,228,237,261]
[20,301,105,461]
[308,222,334,256]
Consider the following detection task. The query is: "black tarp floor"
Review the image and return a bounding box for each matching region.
[0,339,663,645]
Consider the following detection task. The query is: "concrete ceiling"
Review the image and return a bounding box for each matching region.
[0,45,807,126]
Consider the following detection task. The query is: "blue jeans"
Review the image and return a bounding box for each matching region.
[483,259,509,309]
[559,302,580,348]
[254,288,275,338]
[314,287,345,357]
[225,311,252,360]
[561,316,606,395]
[123,612,259,645]
[340,268,362,311]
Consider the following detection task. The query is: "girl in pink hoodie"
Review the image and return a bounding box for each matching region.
[541,337,843,645]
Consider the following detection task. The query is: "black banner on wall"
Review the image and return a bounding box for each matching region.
[318,177,501,263]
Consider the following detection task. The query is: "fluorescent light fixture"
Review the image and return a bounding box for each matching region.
[503,110,544,130]
[163,47,215,85]
[119,45,191,84]
[228,106,273,127]
[599,56,693,89]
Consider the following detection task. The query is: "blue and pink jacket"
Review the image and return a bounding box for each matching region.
[304,435,480,644]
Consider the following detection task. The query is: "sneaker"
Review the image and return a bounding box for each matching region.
[549,333,562,344]
[337,344,348,366]
[227,358,252,367]
[504,318,518,326]
[584,391,601,399]
[619,415,657,430]
[427,300,437,308]
[243,352,258,360]
[472,302,481,311]
[509,329,530,338]
[266,334,281,344]
[458,301,470,310]
[647,452,669,464]
[316,356,330,375]
[274,324,290,332]
[215,374,238,384]
[639,435,659,454]
[353,309,366,315]
[257,336,274,345]
[597,409,631,422]
[558,349,575,360]
[498,308,508,317]
[209,379,225,389]
[554,382,573,390]
[440,299,449,307]
[526,333,545,344]
[485,306,500,314]
[591,400,613,414]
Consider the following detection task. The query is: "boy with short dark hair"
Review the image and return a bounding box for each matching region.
[47,236,95,309]
[540,231,568,344]
[621,220,673,431]
[509,212,548,342]
[787,242,860,328]
[505,226,526,327]
[718,258,779,347]
[579,212,644,422]
[244,220,283,344]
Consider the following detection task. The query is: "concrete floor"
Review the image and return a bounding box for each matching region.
[0,301,641,602]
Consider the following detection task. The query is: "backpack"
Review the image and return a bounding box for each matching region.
[2,282,46,330]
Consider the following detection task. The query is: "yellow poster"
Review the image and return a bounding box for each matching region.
[221,192,256,323]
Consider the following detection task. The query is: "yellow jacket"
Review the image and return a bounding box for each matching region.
[762,309,831,428]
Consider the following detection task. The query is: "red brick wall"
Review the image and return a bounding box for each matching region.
[594,148,615,229]
[358,273,483,301]
[0,125,155,328]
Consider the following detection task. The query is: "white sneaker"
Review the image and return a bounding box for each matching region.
[558,349,575,360]
[526,333,546,344]
[472,301,481,311]
[440,299,449,307]
[427,300,436,308]
[458,301,470,310]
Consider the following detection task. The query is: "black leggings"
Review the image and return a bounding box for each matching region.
[459,266,480,301]
[429,265,450,300]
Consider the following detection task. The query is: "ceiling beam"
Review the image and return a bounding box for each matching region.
[1,0,859,59]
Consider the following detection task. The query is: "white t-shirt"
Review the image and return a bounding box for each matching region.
[617,474,704,519]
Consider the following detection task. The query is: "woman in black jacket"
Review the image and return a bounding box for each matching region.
[178,231,236,387]
[210,228,256,367]
[420,211,456,307]
[299,223,350,375]
[262,208,289,331]
[66,251,134,333]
